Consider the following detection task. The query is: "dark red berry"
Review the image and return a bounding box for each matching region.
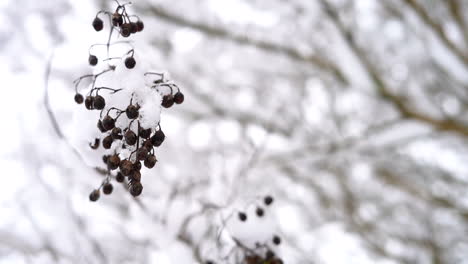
[139,127,151,139]
[88,55,98,66]
[136,20,144,32]
[74,93,84,104]
[92,17,103,31]
[174,92,184,104]
[112,12,123,26]
[144,154,157,168]
[102,115,115,130]
[116,172,124,182]
[107,154,120,170]
[102,135,113,149]
[162,95,174,108]
[120,23,131,37]
[126,104,139,119]
[238,212,247,221]
[136,147,148,161]
[272,235,281,245]
[93,95,105,110]
[89,189,100,201]
[85,96,94,110]
[125,130,137,145]
[151,130,165,146]
[103,183,113,194]
[119,160,134,176]
[264,196,273,206]
[129,182,143,196]
[256,207,264,217]
[125,57,136,69]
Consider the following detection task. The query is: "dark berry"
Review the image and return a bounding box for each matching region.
[126,104,139,119]
[92,17,103,31]
[89,138,100,149]
[272,235,281,245]
[116,172,124,182]
[256,207,264,217]
[264,196,273,206]
[111,127,122,140]
[97,120,106,133]
[85,96,94,110]
[112,12,123,26]
[136,20,144,32]
[125,57,136,69]
[74,93,84,104]
[89,189,100,201]
[139,127,151,139]
[162,94,174,108]
[174,92,184,104]
[103,183,113,194]
[265,250,275,259]
[119,160,134,176]
[136,147,148,161]
[102,155,109,164]
[102,115,115,130]
[129,170,141,182]
[130,22,138,34]
[125,130,137,145]
[120,23,131,37]
[133,161,142,171]
[144,154,157,168]
[143,140,153,149]
[88,55,98,66]
[102,135,113,149]
[107,154,120,170]
[129,182,143,196]
[93,95,105,110]
[238,212,247,221]
[151,130,165,146]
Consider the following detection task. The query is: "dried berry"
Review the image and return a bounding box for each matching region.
[102,135,113,149]
[93,95,105,110]
[256,207,264,217]
[97,120,106,133]
[130,22,138,34]
[133,161,142,171]
[85,96,94,110]
[88,55,98,66]
[238,212,247,221]
[125,130,137,145]
[111,127,122,140]
[103,183,113,194]
[129,170,141,182]
[116,172,125,182]
[92,17,103,31]
[136,20,144,32]
[119,160,134,176]
[143,139,153,149]
[107,154,121,170]
[264,196,273,206]
[112,12,123,26]
[126,104,139,119]
[151,130,165,146]
[266,250,275,259]
[120,23,131,37]
[136,147,148,161]
[144,154,157,168]
[125,57,136,69]
[139,127,151,139]
[90,138,100,149]
[102,115,115,130]
[174,92,184,104]
[162,94,174,108]
[272,235,281,245]
[129,182,143,196]
[74,93,84,104]
[89,189,100,201]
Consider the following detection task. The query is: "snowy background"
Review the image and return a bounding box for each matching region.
[2,0,468,263]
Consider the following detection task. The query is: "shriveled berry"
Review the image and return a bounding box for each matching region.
[139,127,151,139]
[272,235,281,245]
[129,170,141,182]
[256,207,264,217]
[93,95,105,110]
[112,12,123,26]
[264,196,273,206]
[116,172,124,182]
[144,154,157,168]
[97,120,106,133]
[107,154,120,170]
[111,127,122,140]
[151,130,165,146]
[88,55,98,66]
[125,57,136,69]
[85,96,94,110]
[125,130,137,145]
[89,189,100,201]
[162,95,174,108]
[133,161,142,171]
[120,23,131,37]
[129,182,143,196]
[103,183,113,194]
[92,17,103,31]
[89,138,100,149]
[102,135,113,149]
[238,212,247,221]
[143,140,153,149]
[74,93,84,104]
[102,155,109,164]
[102,115,115,130]
[136,20,144,32]
[126,104,139,119]
[136,147,148,161]
[119,160,134,176]
[174,92,184,104]
[130,22,138,34]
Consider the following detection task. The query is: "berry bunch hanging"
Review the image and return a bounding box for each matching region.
[72,1,184,202]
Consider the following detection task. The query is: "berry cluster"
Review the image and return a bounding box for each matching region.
[206,196,284,264]
[74,1,184,201]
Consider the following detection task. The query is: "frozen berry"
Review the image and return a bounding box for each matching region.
[89,189,100,201]
[125,130,137,145]
[136,20,144,32]
[112,12,123,26]
[144,154,157,168]
[102,115,115,130]
[120,23,131,37]
[174,92,184,104]
[88,55,98,66]
[92,17,103,31]
[74,93,84,104]
[103,183,113,194]
[238,212,247,221]
[136,147,148,161]
[119,160,133,176]
[107,154,120,170]
[143,140,153,149]
[129,170,141,182]
[102,135,113,149]
[264,196,273,206]
[85,96,94,110]
[272,235,281,245]
[111,127,122,140]
[256,207,264,217]
[126,104,139,119]
[93,95,105,110]
[162,95,174,108]
[139,127,151,139]
[151,130,165,146]
[116,172,124,182]
[133,161,142,171]
[125,57,136,69]
[130,182,143,196]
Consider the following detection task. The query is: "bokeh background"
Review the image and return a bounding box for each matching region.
[2,0,468,263]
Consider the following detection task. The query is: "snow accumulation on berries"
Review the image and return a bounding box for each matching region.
[70,1,184,201]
